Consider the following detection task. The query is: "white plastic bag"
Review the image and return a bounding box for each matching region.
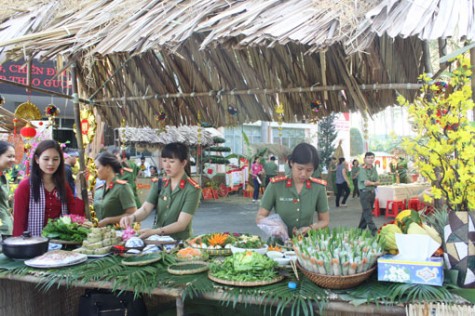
[257,213,289,241]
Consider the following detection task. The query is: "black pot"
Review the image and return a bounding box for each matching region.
[2,231,49,259]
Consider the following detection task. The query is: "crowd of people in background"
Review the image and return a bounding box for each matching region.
[0,134,417,242]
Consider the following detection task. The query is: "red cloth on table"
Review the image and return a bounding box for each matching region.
[13,178,76,236]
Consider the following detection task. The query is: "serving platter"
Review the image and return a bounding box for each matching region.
[24,250,87,268]
[167,261,208,275]
[208,273,284,287]
[49,239,82,246]
[121,253,162,266]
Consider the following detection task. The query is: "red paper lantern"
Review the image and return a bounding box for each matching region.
[20,122,37,139]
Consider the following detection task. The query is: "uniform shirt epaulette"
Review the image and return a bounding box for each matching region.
[122,167,133,173]
[270,176,288,183]
[151,177,160,183]
[115,179,128,185]
[309,177,327,186]
[187,177,200,189]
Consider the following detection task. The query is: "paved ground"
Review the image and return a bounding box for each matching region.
[142,192,390,238]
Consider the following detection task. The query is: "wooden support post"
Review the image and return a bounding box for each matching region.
[71,63,90,217]
[422,41,433,75]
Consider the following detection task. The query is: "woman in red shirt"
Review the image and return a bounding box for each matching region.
[13,140,76,236]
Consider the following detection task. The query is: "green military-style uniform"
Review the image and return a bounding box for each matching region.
[260,176,329,237]
[357,165,379,235]
[146,175,201,241]
[0,173,12,235]
[94,177,137,220]
[263,161,278,187]
[118,164,141,207]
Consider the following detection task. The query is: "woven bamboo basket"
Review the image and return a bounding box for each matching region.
[297,262,376,290]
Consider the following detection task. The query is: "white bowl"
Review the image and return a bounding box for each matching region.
[274,257,291,266]
[284,251,297,262]
[230,244,268,255]
[266,250,284,259]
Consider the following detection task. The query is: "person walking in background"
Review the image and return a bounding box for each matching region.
[263,156,278,187]
[351,159,360,198]
[64,152,78,196]
[0,141,16,236]
[251,157,264,202]
[327,157,337,195]
[357,152,380,236]
[13,140,77,236]
[335,157,351,208]
[256,143,329,239]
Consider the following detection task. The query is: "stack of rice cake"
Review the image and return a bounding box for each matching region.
[73,227,121,255]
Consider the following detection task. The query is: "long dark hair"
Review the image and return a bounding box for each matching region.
[161,142,190,176]
[288,143,320,170]
[95,152,122,174]
[30,140,67,203]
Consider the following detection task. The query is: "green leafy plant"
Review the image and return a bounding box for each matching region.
[398,56,475,212]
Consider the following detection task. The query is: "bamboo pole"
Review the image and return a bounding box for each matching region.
[422,41,433,75]
[93,83,422,103]
[71,63,90,218]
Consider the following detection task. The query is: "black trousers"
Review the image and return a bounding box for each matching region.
[336,182,350,207]
[358,190,377,235]
[352,178,360,197]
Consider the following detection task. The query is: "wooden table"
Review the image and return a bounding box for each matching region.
[376,183,431,207]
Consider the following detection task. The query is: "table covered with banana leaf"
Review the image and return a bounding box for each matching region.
[0,228,471,316]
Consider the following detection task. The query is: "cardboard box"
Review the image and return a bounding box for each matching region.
[377,255,444,286]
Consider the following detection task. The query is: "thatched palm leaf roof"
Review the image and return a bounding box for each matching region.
[0,1,471,127]
[118,126,215,146]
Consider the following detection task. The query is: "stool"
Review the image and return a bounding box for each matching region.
[408,197,422,211]
[385,200,405,218]
[372,199,381,217]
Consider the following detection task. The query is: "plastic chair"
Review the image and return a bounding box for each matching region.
[385,200,405,218]
[408,197,422,211]
[372,199,381,217]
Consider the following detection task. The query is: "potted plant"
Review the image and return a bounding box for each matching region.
[398,55,475,287]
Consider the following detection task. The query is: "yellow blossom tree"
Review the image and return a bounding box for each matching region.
[398,56,475,212]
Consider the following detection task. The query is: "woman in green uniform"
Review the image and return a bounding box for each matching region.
[256,143,330,239]
[0,141,16,236]
[120,143,201,241]
[93,152,137,227]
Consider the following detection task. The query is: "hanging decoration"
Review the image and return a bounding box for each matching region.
[226,104,238,126]
[86,157,99,227]
[275,102,285,141]
[362,114,369,151]
[197,112,202,156]
[309,99,321,123]
[155,110,167,133]
[45,104,60,128]
[120,118,127,151]
[79,107,96,146]
[14,101,42,121]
